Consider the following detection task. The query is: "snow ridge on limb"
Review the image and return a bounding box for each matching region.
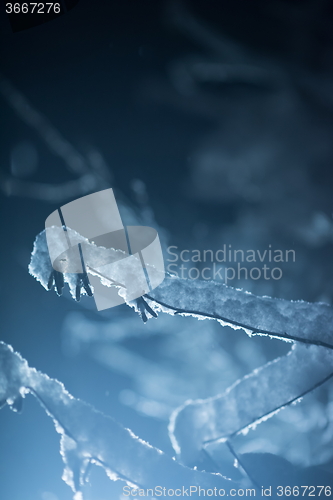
[168,344,333,465]
[147,277,333,348]
[0,342,233,498]
[30,229,333,350]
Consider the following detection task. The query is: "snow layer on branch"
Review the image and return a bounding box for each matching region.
[169,343,333,466]
[30,229,333,351]
[148,277,333,347]
[0,341,234,498]
[29,230,54,288]
[29,228,149,302]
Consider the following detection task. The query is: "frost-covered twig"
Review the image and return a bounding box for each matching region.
[0,341,234,498]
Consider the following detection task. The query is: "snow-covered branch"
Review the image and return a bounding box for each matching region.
[0,341,234,498]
